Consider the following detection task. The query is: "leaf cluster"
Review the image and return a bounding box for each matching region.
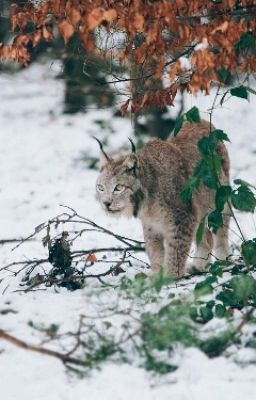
[3,1,256,112]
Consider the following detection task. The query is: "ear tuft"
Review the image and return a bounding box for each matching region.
[93,136,112,171]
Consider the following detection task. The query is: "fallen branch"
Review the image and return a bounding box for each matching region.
[0,329,88,367]
[1,207,146,291]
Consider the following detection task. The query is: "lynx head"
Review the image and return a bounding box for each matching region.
[95,138,144,218]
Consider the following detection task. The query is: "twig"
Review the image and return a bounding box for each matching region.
[0,238,34,246]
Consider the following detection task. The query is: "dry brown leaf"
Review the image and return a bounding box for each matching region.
[103,9,117,23]
[87,8,104,31]
[42,26,53,41]
[86,254,97,263]
[59,20,75,44]
[120,99,130,116]
[69,8,81,26]
[31,30,42,47]
[133,13,144,31]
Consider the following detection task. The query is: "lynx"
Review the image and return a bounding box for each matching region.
[95,120,230,277]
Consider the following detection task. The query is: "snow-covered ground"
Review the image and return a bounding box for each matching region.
[0,61,256,400]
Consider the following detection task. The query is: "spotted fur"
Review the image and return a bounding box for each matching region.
[95,120,230,277]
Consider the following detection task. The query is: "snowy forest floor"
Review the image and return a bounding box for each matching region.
[0,61,256,400]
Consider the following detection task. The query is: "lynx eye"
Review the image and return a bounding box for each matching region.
[97,184,104,192]
[114,184,125,193]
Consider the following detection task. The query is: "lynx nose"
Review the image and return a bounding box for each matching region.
[104,201,112,210]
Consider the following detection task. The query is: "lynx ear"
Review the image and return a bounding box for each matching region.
[123,154,138,175]
[93,137,112,170]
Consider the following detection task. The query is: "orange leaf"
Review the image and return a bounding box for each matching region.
[103,9,117,23]
[86,254,97,263]
[42,26,53,41]
[120,99,130,116]
[59,20,75,44]
[133,13,144,31]
[31,30,42,47]
[69,8,81,26]
[87,8,104,31]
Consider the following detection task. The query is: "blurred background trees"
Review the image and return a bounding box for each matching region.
[2,1,256,138]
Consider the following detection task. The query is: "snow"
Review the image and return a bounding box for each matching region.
[0,61,256,399]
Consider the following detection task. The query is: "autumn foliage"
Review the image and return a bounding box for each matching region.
[1,0,256,112]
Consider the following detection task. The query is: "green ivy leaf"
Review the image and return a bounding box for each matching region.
[212,129,230,142]
[217,68,230,83]
[180,176,200,203]
[215,304,226,318]
[233,179,256,190]
[186,106,200,123]
[198,136,216,156]
[194,278,214,296]
[215,185,231,211]
[231,185,256,212]
[196,215,207,246]
[241,239,256,265]
[200,305,214,322]
[189,306,198,322]
[230,275,256,303]
[207,154,222,171]
[134,272,147,281]
[193,159,207,177]
[230,85,248,100]
[208,210,223,233]
[202,170,218,189]
[173,115,184,136]
[235,32,255,52]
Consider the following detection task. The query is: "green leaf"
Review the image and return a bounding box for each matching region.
[180,176,200,203]
[186,106,200,123]
[197,130,229,158]
[235,32,255,52]
[194,279,213,296]
[200,331,231,357]
[196,215,206,246]
[200,305,214,322]
[202,170,218,189]
[217,68,230,83]
[212,129,230,142]
[189,306,198,322]
[230,275,256,303]
[230,85,248,100]
[207,154,222,171]
[134,272,147,281]
[233,179,256,190]
[241,239,256,265]
[209,263,224,277]
[208,210,223,233]
[216,290,237,307]
[193,159,207,177]
[173,115,184,136]
[215,185,231,211]
[231,185,256,212]
[198,136,215,156]
[215,304,226,318]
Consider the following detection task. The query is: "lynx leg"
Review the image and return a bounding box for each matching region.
[189,228,213,272]
[213,205,230,260]
[163,216,196,278]
[142,224,164,273]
